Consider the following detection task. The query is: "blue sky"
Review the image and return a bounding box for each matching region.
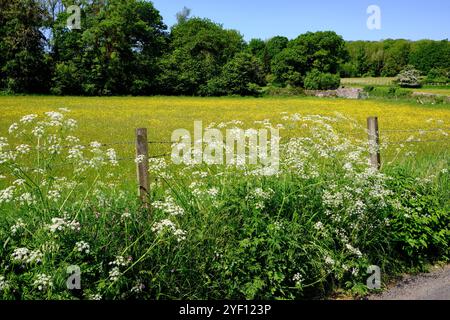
[151,0,450,41]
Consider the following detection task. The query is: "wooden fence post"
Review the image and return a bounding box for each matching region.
[367,117,381,170]
[135,128,149,204]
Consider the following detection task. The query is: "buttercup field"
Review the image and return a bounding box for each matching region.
[0,0,449,309]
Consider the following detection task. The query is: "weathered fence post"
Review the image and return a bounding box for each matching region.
[135,128,149,204]
[367,117,381,170]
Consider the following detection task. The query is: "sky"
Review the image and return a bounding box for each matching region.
[151,0,450,41]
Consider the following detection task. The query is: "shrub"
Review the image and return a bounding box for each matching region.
[304,70,341,90]
[201,52,265,96]
[387,169,450,265]
[425,68,449,84]
[395,65,423,88]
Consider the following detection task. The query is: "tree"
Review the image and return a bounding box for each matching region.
[51,0,168,95]
[0,0,50,93]
[395,65,422,88]
[158,18,244,95]
[272,31,347,87]
[203,52,265,96]
[382,39,411,76]
[409,40,450,74]
[247,38,266,60]
[271,48,307,86]
[176,6,191,24]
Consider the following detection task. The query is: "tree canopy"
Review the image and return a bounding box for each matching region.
[0,1,448,96]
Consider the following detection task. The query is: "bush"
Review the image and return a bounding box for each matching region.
[387,169,450,264]
[304,70,341,90]
[201,52,265,96]
[263,85,305,96]
[425,68,449,84]
[395,65,422,88]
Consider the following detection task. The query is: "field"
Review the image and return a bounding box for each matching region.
[341,77,396,87]
[1,95,449,171]
[0,95,449,300]
[341,78,450,97]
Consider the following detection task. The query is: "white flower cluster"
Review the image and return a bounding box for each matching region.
[33,274,53,291]
[11,247,43,264]
[0,186,15,204]
[46,217,81,233]
[246,187,274,210]
[75,241,90,254]
[314,221,324,231]
[0,275,9,291]
[292,273,304,286]
[153,196,185,216]
[152,219,187,242]
[88,293,102,300]
[10,218,26,235]
[108,256,130,282]
[148,158,167,173]
[345,244,363,258]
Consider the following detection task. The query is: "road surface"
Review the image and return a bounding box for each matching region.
[370,264,450,300]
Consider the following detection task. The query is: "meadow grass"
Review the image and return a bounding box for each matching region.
[0,95,448,175]
[341,77,396,86]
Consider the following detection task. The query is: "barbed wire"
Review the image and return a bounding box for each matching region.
[385,139,450,144]
[381,127,450,133]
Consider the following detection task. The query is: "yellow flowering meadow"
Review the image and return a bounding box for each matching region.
[0,96,448,179]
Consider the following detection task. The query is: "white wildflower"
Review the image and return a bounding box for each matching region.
[325,256,335,266]
[314,221,324,231]
[135,155,146,164]
[109,256,129,268]
[10,218,26,235]
[293,273,303,286]
[0,186,15,204]
[20,114,38,124]
[345,244,363,258]
[109,267,121,282]
[153,197,185,216]
[8,123,19,134]
[75,241,90,254]
[47,217,80,233]
[16,144,30,155]
[33,274,52,291]
[0,275,9,291]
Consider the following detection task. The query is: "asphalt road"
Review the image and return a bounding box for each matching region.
[370,264,450,300]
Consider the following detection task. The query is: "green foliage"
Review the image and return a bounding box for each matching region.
[426,68,449,84]
[387,169,450,264]
[51,0,168,96]
[0,2,448,96]
[363,86,412,99]
[409,40,450,74]
[304,70,341,90]
[202,52,265,96]
[0,0,50,93]
[157,18,244,95]
[345,39,450,78]
[272,31,347,88]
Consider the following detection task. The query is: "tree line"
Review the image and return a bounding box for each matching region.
[1,0,449,96]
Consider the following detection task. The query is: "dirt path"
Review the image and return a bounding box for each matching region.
[370,264,450,300]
